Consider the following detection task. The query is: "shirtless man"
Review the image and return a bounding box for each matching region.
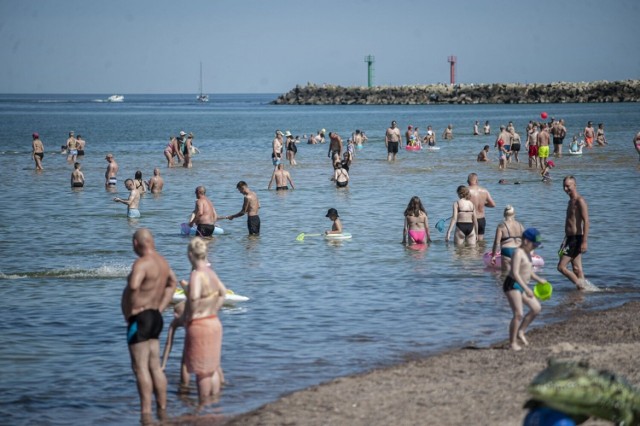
[272,130,284,166]
[495,125,511,149]
[405,125,414,146]
[105,153,119,187]
[268,163,295,190]
[32,132,44,170]
[353,129,364,147]
[473,121,480,136]
[467,173,496,241]
[510,129,522,163]
[327,132,343,161]
[477,145,490,162]
[224,181,261,235]
[442,124,453,140]
[121,228,177,419]
[147,168,164,194]
[583,121,595,147]
[385,120,401,161]
[557,176,590,290]
[114,179,141,218]
[483,121,491,135]
[71,162,85,188]
[536,123,551,169]
[66,131,78,163]
[76,134,86,156]
[189,186,217,237]
[551,118,567,156]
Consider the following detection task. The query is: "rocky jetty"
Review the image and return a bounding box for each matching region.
[272,80,640,105]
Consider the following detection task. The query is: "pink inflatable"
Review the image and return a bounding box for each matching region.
[483,251,544,268]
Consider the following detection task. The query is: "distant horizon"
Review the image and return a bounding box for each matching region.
[2,78,638,97]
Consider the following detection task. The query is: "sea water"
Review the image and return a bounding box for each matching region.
[1,94,639,425]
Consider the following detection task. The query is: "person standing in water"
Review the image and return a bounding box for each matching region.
[467,173,496,241]
[503,228,545,351]
[105,153,119,187]
[147,168,164,193]
[66,131,78,163]
[114,179,141,218]
[557,176,590,290]
[402,196,432,245]
[189,186,217,237]
[268,163,295,190]
[446,185,478,245]
[490,205,525,273]
[121,228,177,419]
[31,132,44,170]
[71,162,85,188]
[385,120,401,161]
[224,181,261,236]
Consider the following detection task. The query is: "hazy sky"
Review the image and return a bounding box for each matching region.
[1,0,639,94]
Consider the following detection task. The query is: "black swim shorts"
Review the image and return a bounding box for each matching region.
[247,215,260,235]
[559,235,583,258]
[387,141,399,154]
[196,224,215,237]
[477,217,486,235]
[127,309,163,345]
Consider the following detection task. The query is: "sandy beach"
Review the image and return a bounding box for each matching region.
[203,301,640,426]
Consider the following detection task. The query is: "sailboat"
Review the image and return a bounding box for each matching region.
[196,62,209,102]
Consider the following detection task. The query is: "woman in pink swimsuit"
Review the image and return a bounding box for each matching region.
[402,196,432,245]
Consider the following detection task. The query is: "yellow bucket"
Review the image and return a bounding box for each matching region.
[534,282,553,301]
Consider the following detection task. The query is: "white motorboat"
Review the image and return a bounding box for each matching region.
[107,95,124,102]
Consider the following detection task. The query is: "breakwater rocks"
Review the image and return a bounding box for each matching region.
[272,80,640,105]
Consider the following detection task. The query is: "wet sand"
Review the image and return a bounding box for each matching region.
[170,302,640,426]
[212,301,640,426]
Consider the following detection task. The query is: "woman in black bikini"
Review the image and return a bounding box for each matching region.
[446,185,478,245]
[134,170,147,194]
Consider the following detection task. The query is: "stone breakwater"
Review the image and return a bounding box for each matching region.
[272,80,640,105]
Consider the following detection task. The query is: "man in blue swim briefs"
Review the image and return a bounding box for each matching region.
[557,176,590,290]
[114,179,141,218]
[189,185,218,237]
[121,229,177,418]
[225,181,260,235]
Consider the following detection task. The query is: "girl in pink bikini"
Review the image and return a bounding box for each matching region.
[402,196,432,245]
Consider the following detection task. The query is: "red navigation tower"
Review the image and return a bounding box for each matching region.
[447,55,457,85]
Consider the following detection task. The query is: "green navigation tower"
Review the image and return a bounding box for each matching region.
[364,55,375,87]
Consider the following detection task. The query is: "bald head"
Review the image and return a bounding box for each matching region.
[467,173,478,185]
[196,186,206,196]
[153,168,160,176]
[133,228,155,254]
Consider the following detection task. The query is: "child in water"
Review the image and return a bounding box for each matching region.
[569,135,585,153]
[325,208,343,235]
[541,160,555,182]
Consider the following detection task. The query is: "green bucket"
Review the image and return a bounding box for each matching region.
[534,282,553,301]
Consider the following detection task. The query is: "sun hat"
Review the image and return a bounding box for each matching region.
[284,131,292,137]
[276,130,284,136]
[32,132,39,139]
[179,131,187,137]
[522,228,542,247]
[321,128,326,134]
[325,208,339,218]
[547,160,555,168]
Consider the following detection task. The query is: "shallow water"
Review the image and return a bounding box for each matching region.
[1,94,639,425]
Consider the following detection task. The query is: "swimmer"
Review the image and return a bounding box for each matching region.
[268,163,295,190]
[105,153,119,187]
[31,132,44,170]
[114,178,141,218]
[327,132,343,161]
[503,228,545,351]
[483,120,491,135]
[536,123,551,169]
[490,205,525,273]
[189,186,217,237]
[596,123,607,146]
[76,134,86,156]
[525,123,539,168]
[402,196,432,245]
[583,121,595,147]
[442,124,453,140]
[70,162,85,188]
[333,162,349,188]
[324,208,342,235]
[134,170,148,194]
[446,185,478,246]
[477,145,490,162]
[272,130,284,166]
[66,131,78,163]
[385,120,401,161]
[557,176,590,290]
[121,228,177,418]
[467,173,495,241]
[224,181,261,236]
[147,168,164,193]
[473,120,479,136]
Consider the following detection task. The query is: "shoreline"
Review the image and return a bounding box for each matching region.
[213,301,640,426]
[272,80,640,105]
